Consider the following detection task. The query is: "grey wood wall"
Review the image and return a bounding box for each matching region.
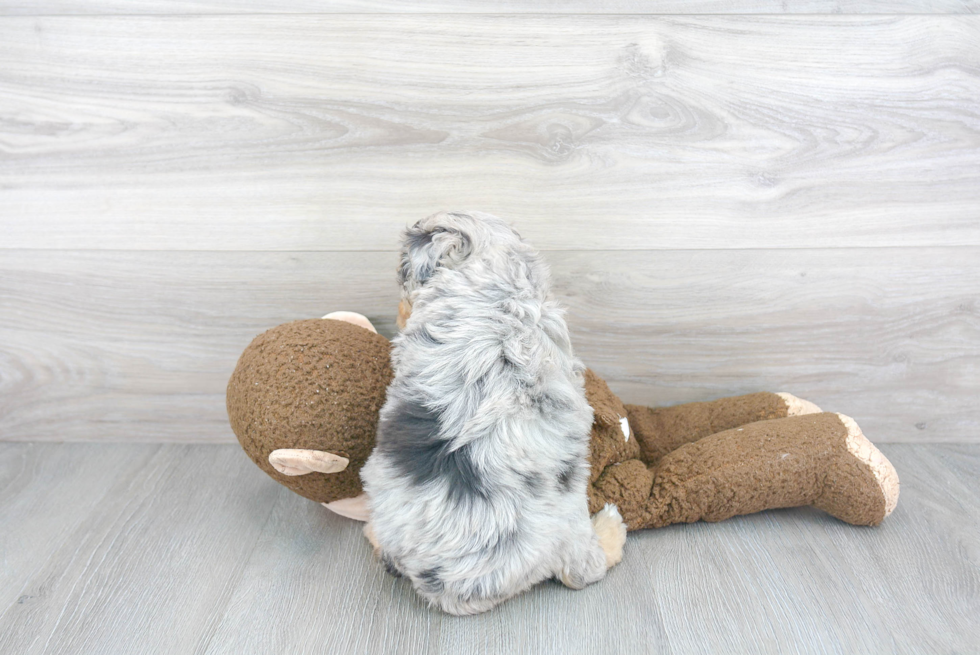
[1,3,978,444]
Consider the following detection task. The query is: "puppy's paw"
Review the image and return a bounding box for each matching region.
[592,504,627,568]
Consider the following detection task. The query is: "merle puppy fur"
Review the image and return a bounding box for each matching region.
[360,211,626,615]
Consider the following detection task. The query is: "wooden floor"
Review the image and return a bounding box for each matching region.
[0,441,976,655]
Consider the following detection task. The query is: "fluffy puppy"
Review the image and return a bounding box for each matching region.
[360,211,626,615]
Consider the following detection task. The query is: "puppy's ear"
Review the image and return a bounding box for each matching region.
[398,219,472,289]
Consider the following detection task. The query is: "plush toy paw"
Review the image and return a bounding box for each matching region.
[322,493,370,521]
[592,504,627,568]
[814,413,900,525]
[776,392,823,416]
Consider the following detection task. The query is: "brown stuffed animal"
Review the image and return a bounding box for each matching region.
[227,313,898,529]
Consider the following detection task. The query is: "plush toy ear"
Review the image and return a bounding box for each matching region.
[321,311,377,334]
[398,215,473,291]
[268,449,349,476]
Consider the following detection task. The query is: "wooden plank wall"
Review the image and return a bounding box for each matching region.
[1,1,978,14]
[1,4,978,443]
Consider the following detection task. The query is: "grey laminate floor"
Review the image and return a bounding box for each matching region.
[1,442,976,655]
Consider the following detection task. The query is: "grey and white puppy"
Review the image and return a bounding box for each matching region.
[360,211,626,615]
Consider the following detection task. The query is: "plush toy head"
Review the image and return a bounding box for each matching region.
[227,318,392,504]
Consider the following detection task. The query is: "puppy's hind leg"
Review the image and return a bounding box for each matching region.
[592,503,627,568]
[363,520,381,555]
[364,520,409,581]
[558,504,627,590]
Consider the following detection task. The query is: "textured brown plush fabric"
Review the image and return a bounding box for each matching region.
[645,412,886,528]
[595,412,888,530]
[590,460,653,524]
[583,370,641,485]
[227,319,393,503]
[624,392,789,467]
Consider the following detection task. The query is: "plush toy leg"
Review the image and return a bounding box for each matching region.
[646,412,898,528]
[624,392,821,467]
[593,412,899,530]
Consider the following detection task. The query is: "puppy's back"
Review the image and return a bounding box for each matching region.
[361,212,596,615]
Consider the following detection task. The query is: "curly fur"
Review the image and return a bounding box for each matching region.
[360,211,624,615]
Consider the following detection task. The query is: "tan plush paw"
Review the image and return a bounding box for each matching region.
[592,504,627,568]
[811,413,900,526]
[322,493,370,521]
[838,413,900,519]
[776,392,823,416]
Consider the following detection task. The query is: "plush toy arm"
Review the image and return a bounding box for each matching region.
[592,412,899,531]
[322,494,370,521]
[624,392,821,467]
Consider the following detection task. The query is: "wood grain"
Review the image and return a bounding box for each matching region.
[0,443,160,613]
[1,15,978,250]
[0,443,977,654]
[0,250,403,442]
[0,443,283,655]
[1,248,976,443]
[555,247,980,443]
[2,1,978,15]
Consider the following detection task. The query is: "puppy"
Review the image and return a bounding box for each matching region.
[360,211,626,615]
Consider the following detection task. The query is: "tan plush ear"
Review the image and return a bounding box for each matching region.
[321,311,378,334]
[268,449,349,476]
